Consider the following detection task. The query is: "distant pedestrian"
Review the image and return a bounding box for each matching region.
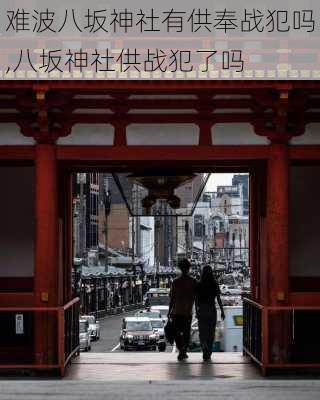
[114,292,119,307]
[195,265,225,361]
[168,258,197,361]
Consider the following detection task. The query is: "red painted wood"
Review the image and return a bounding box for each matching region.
[290,277,320,292]
[267,144,289,305]
[199,121,212,146]
[249,172,257,301]
[34,144,59,306]
[290,146,320,159]
[0,293,34,307]
[0,346,33,364]
[114,122,127,146]
[266,144,290,365]
[68,98,256,110]
[57,145,270,162]
[289,292,320,306]
[62,172,73,303]
[34,144,60,366]
[60,113,267,125]
[0,277,33,292]
[0,146,35,160]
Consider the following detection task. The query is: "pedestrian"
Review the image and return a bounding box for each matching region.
[168,258,197,361]
[195,265,225,361]
[114,292,119,307]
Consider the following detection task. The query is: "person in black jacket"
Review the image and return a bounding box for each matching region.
[168,258,197,361]
[195,265,225,361]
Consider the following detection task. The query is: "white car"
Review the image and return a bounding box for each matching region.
[149,318,166,352]
[190,318,223,352]
[135,310,162,319]
[79,319,91,352]
[150,305,169,324]
[81,315,101,340]
[220,285,242,296]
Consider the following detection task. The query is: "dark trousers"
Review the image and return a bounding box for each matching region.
[198,309,217,356]
[172,315,192,353]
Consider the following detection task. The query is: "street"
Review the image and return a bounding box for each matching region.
[88,310,174,353]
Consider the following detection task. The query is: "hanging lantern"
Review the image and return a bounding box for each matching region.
[112,172,210,216]
[128,173,194,213]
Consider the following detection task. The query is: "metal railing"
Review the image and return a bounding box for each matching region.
[243,298,320,375]
[0,297,80,376]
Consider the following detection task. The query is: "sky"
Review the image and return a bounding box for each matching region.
[205,173,234,192]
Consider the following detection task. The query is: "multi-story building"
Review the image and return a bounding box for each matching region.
[179,175,249,268]
[73,173,100,254]
[232,174,249,216]
[99,175,155,267]
[210,176,249,268]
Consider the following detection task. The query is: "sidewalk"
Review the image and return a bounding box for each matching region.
[66,352,260,381]
[1,354,320,400]
[1,380,320,400]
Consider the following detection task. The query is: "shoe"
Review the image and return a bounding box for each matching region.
[203,351,211,361]
[177,352,188,361]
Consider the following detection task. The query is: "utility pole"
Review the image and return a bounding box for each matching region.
[167,208,172,269]
[155,216,161,287]
[79,173,86,258]
[185,220,189,259]
[131,216,135,265]
[202,220,206,263]
[213,225,216,272]
[103,187,111,273]
[239,227,242,260]
[132,217,136,304]
[232,231,236,272]
[174,213,178,271]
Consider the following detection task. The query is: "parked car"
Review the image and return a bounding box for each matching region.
[144,288,170,307]
[135,310,162,319]
[189,318,223,352]
[150,305,169,324]
[79,319,91,352]
[149,318,166,352]
[80,315,100,340]
[220,285,242,296]
[120,317,159,351]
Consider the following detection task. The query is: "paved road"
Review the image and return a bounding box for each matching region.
[88,309,174,353]
[2,381,320,400]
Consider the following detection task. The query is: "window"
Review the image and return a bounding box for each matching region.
[194,214,203,238]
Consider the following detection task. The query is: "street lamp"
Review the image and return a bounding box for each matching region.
[103,189,111,273]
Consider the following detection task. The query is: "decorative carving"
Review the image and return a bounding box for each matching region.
[18,89,73,143]
[0,83,319,146]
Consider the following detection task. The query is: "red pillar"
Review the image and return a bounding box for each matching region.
[266,143,290,364]
[267,143,289,305]
[198,121,212,146]
[34,143,60,364]
[114,121,127,146]
[249,171,258,301]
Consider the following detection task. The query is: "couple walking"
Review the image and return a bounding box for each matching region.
[168,258,225,361]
